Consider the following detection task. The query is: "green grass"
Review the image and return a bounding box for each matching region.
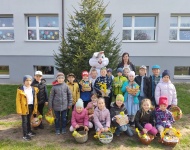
[0,120,21,127]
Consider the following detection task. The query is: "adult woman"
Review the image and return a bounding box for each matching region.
[117,53,136,73]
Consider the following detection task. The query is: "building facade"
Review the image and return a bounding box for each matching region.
[0,0,190,84]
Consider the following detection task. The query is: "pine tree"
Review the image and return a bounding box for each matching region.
[54,0,121,79]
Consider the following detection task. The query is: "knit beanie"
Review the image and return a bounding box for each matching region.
[116,94,124,102]
[159,96,168,107]
[128,71,135,77]
[117,68,123,73]
[76,98,84,108]
[162,70,170,78]
[56,72,65,78]
[23,75,32,82]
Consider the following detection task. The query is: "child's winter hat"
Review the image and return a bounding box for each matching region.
[23,75,32,82]
[128,71,135,77]
[140,65,147,70]
[162,70,170,78]
[76,98,84,108]
[35,71,43,76]
[159,96,168,107]
[82,71,89,77]
[56,72,65,78]
[117,68,123,73]
[116,94,124,102]
[152,65,160,70]
[107,68,113,73]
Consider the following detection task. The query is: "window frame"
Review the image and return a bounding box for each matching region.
[122,15,158,42]
[0,15,14,41]
[170,15,190,42]
[34,65,55,78]
[174,66,190,79]
[0,65,10,78]
[26,15,59,41]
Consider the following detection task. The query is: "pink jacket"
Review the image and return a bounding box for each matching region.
[71,108,89,127]
[93,107,110,129]
[155,79,177,105]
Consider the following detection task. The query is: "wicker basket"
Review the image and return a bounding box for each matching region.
[74,127,88,143]
[126,87,139,95]
[162,138,178,147]
[99,131,113,144]
[30,112,42,127]
[139,134,154,145]
[115,115,128,126]
[169,106,182,121]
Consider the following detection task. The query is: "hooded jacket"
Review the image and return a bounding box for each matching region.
[155,79,177,106]
[110,102,128,127]
[93,107,110,129]
[48,81,72,111]
[112,76,127,96]
[71,107,89,127]
[16,86,38,115]
[67,81,80,105]
[31,78,48,104]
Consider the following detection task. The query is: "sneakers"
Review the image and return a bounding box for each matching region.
[28,131,36,137]
[38,124,44,129]
[23,135,31,141]
[61,128,66,134]
[56,130,60,135]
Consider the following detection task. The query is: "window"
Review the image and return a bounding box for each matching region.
[103,15,111,30]
[0,66,9,75]
[27,15,59,41]
[34,66,54,75]
[170,15,190,41]
[123,15,157,42]
[0,16,14,40]
[174,66,190,79]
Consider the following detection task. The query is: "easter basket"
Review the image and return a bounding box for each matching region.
[136,128,154,145]
[72,127,88,143]
[30,111,42,128]
[115,112,128,126]
[169,106,182,121]
[126,87,139,95]
[81,81,91,92]
[161,128,181,147]
[98,131,113,144]
[45,110,55,125]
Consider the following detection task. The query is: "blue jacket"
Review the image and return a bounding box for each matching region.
[79,80,92,101]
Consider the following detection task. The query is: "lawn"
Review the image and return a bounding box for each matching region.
[0,83,190,150]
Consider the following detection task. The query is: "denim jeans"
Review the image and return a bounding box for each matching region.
[21,105,33,136]
[115,124,133,136]
[54,110,67,131]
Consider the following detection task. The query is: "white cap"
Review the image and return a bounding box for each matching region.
[35,71,43,76]
[140,65,147,69]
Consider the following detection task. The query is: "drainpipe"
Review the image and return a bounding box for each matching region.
[62,0,64,37]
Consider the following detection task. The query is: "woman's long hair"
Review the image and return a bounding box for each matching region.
[121,52,130,65]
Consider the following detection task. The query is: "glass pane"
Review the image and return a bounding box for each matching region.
[39,30,59,40]
[135,16,156,27]
[28,30,37,40]
[180,30,190,40]
[174,66,190,75]
[122,30,131,40]
[169,30,177,40]
[39,16,58,27]
[0,17,13,27]
[104,16,110,27]
[170,17,178,27]
[180,17,190,27]
[0,66,9,75]
[0,30,14,40]
[134,30,155,40]
[35,66,54,75]
[123,17,132,27]
[28,16,36,27]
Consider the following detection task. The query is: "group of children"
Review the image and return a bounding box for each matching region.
[16,64,178,142]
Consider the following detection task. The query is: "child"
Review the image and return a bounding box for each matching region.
[149,65,162,106]
[70,98,93,131]
[110,94,133,136]
[48,72,72,135]
[94,67,112,109]
[123,67,131,79]
[135,65,151,106]
[155,96,174,133]
[89,68,98,94]
[107,68,114,81]
[94,97,110,134]
[134,99,158,136]
[86,93,98,121]
[31,71,48,129]
[79,71,92,108]
[112,68,127,98]
[155,70,178,107]
[121,71,140,126]
[16,75,38,141]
